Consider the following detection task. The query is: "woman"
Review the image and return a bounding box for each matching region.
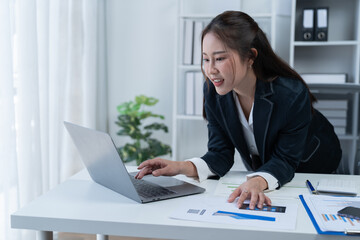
[135,11,341,209]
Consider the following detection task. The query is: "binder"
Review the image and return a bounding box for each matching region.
[185,72,195,115]
[302,8,315,41]
[194,72,204,115]
[192,21,204,65]
[315,7,328,41]
[183,20,194,65]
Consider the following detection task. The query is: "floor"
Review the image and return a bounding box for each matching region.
[58,232,161,240]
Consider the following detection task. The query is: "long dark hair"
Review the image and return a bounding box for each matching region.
[201,11,316,118]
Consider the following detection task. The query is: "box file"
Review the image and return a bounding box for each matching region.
[185,72,195,115]
[302,8,315,41]
[183,20,194,65]
[315,8,328,41]
[194,72,204,116]
[192,21,204,65]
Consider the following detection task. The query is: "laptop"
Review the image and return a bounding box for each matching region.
[64,121,205,203]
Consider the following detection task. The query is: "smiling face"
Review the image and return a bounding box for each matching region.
[202,32,254,96]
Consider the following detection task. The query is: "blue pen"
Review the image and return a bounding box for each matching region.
[306,180,318,195]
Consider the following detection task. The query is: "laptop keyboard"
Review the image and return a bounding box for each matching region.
[131,178,176,199]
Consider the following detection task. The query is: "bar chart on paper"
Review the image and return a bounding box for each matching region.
[240,204,286,213]
[213,210,276,221]
[321,213,360,227]
[170,196,298,230]
[301,195,360,233]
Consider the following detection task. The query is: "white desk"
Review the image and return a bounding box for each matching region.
[11,167,360,240]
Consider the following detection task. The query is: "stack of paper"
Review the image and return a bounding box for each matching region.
[301,73,347,84]
[314,100,348,135]
[316,179,358,196]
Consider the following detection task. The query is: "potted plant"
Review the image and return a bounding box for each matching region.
[115,95,172,165]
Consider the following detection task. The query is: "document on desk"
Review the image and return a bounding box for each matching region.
[316,179,358,196]
[213,172,304,199]
[213,172,246,196]
[169,196,298,230]
[300,194,360,235]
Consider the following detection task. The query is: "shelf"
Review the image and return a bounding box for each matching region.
[290,0,360,174]
[292,45,358,81]
[308,83,360,94]
[293,41,359,47]
[179,13,273,19]
[179,65,202,71]
[180,14,274,19]
[180,14,216,19]
[177,115,203,120]
[338,135,360,141]
[248,13,272,18]
[293,0,359,42]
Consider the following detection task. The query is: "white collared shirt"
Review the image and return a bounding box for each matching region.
[186,91,279,190]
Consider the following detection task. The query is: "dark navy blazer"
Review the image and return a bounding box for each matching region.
[201,77,342,187]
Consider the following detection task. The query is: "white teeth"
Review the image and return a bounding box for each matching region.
[214,79,221,83]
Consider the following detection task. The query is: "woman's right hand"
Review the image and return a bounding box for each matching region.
[135,158,198,179]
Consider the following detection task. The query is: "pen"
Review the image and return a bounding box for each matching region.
[345,229,360,235]
[306,180,318,195]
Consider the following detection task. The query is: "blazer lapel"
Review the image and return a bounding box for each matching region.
[217,93,252,166]
[253,80,274,162]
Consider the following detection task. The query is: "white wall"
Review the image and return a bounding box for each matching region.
[106,0,177,148]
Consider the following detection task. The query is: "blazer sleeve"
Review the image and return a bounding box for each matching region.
[257,88,312,187]
[201,84,235,177]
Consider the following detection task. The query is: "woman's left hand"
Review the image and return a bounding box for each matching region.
[227,176,272,209]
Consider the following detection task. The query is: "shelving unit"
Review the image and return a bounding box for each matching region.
[289,0,360,173]
[172,0,292,169]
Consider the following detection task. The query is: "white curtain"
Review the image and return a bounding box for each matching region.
[0,0,108,239]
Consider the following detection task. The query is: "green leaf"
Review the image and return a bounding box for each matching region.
[137,111,153,120]
[118,145,137,162]
[117,102,131,114]
[144,123,168,132]
[136,95,158,106]
[146,138,172,157]
[144,97,158,106]
[135,95,147,104]
[117,101,141,117]
[116,129,128,136]
[129,102,141,112]
[142,131,152,139]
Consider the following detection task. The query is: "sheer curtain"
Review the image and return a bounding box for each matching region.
[0,0,107,239]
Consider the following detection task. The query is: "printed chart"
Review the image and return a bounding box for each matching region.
[321,213,360,227]
[170,195,298,230]
[240,204,286,213]
[301,195,360,232]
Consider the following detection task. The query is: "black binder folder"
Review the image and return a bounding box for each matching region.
[302,8,315,41]
[315,7,328,41]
